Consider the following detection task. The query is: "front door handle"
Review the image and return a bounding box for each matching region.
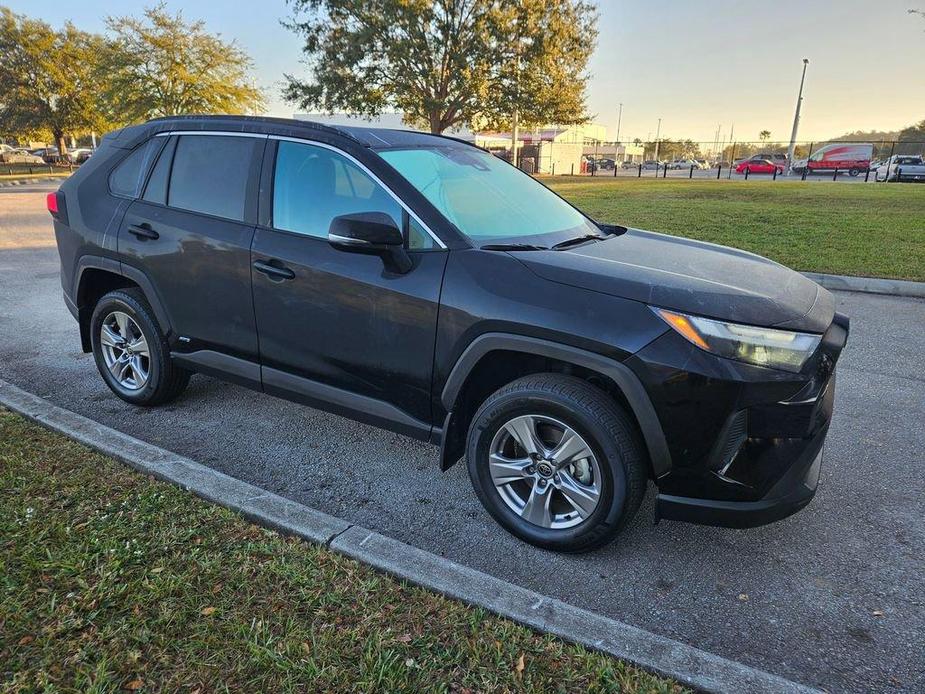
[127,224,159,240]
[253,259,295,281]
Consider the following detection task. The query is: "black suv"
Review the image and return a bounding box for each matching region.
[49,116,848,552]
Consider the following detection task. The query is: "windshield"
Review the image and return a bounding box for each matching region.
[378,146,598,245]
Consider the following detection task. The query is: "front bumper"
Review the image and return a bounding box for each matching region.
[655,431,825,528]
[628,313,848,528]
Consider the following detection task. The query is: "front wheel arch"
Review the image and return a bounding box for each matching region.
[438,334,672,479]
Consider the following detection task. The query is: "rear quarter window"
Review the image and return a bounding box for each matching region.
[108,139,164,198]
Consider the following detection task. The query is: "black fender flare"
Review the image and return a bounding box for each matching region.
[439,333,672,478]
[74,255,173,335]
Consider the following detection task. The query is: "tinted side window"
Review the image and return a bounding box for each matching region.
[168,135,261,221]
[273,141,403,240]
[109,139,163,198]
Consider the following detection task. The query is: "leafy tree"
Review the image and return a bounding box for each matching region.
[102,4,265,122]
[0,8,108,152]
[759,130,771,143]
[896,119,925,154]
[283,0,597,134]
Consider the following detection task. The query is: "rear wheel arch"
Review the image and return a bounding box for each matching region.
[438,334,672,479]
[74,258,172,352]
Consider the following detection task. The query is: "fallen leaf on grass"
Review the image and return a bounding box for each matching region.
[18,635,34,646]
[515,653,525,677]
[125,679,143,690]
[200,606,217,616]
[301,642,311,655]
[396,634,412,643]
[405,657,415,667]
[150,567,164,574]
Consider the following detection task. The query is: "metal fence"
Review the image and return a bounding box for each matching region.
[507,139,925,183]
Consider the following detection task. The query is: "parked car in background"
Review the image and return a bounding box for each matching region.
[588,157,615,171]
[736,157,785,175]
[791,143,873,176]
[30,147,65,164]
[641,160,663,170]
[669,159,703,170]
[753,152,788,167]
[621,160,638,169]
[67,148,94,164]
[695,159,709,169]
[0,145,45,164]
[48,115,849,552]
[875,155,925,182]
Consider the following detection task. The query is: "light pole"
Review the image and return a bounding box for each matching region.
[787,59,810,173]
[616,103,623,143]
[653,118,662,162]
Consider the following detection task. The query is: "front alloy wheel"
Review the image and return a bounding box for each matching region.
[466,374,647,552]
[489,414,602,529]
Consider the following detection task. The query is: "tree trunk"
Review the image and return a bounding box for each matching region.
[429,112,443,134]
[54,131,68,157]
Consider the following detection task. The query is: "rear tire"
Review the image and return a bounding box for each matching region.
[90,288,190,406]
[848,168,860,177]
[466,374,647,553]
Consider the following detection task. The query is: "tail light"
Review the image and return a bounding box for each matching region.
[46,190,67,224]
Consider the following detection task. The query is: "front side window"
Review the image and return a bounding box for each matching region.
[379,146,598,245]
[168,135,261,221]
[272,141,408,242]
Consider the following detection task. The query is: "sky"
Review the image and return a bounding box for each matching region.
[11,0,925,143]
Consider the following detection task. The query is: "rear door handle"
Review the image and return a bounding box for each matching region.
[253,259,295,281]
[127,224,159,240]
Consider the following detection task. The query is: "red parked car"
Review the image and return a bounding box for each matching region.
[736,157,784,175]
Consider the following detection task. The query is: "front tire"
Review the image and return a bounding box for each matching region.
[90,288,190,406]
[466,375,647,552]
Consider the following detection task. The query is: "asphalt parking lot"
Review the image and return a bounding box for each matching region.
[2,181,923,693]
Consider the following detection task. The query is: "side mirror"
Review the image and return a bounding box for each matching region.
[328,212,412,274]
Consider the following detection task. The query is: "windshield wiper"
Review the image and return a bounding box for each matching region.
[480,243,549,251]
[551,233,608,250]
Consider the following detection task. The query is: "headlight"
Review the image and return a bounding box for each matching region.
[653,307,821,373]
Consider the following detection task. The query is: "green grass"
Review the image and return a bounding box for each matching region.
[0,408,684,694]
[544,178,925,281]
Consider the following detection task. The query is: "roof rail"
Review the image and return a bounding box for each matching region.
[144,114,365,146]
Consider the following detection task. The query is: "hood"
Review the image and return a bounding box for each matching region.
[512,229,834,333]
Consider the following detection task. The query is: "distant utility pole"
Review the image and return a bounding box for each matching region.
[787,59,810,173]
[653,117,662,162]
[616,103,623,143]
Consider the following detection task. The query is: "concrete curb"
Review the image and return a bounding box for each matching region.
[803,272,925,298]
[0,378,820,694]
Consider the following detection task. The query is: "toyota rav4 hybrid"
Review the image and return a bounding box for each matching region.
[49,116,849,552]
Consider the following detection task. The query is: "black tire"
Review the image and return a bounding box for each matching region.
[90,288,190,406]
[848,168,860,177]
[466,374,647,552]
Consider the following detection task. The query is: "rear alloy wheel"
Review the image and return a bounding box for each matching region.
[467,374,647,552]
[90,288,190,406]
[99,311,150,391]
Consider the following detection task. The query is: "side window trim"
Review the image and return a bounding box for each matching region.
[150,130,446,249]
